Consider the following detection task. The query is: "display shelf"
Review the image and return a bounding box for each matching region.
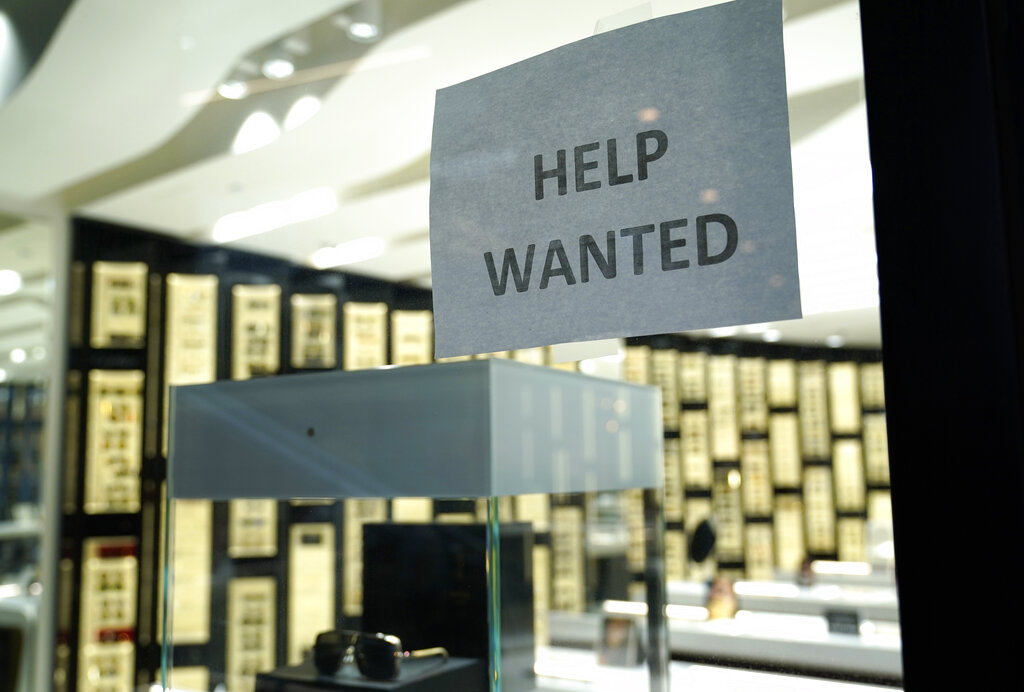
[666,580,900,622]
[0,518,41,541]
[623,335,889,581]
[534,647,898,692]
[546,610,902,685]
[784,569,898,589]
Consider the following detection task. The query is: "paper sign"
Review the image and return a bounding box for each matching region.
[429,0,800,357]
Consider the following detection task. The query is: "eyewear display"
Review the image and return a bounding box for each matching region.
[313,629,448,681]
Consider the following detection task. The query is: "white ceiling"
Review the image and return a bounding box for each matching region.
[0,0,882,382]
[0,0,346,199]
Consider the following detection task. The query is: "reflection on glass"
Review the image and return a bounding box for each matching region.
[0,219,51,692]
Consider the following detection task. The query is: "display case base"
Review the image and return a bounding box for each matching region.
[254,657,487,692]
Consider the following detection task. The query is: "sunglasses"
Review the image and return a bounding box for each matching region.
[313,629,448,681]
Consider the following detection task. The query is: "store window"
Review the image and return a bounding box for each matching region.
[0,1,917,691]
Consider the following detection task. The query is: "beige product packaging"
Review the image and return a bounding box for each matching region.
[291,294,337,369]
[226,577,276,692]
[231,284,281,380]
[90,261,148,348]
[343,302,388,370]
[84,370,143,514]
[390,309,433,365]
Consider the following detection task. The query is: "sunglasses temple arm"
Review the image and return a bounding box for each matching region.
[405,646,449,662]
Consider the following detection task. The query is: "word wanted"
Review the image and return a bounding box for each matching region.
[483,130,739,296]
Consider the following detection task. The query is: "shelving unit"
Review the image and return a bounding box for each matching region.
[623,336,889,583]
[0,384,44,521]
[0,383,44,584]
[59,218,442,691]
[547,610,902,686]
[0,519,41,541]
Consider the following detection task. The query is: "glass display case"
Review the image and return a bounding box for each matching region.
[164,358,668,692]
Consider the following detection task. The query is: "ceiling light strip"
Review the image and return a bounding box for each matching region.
[212,187,337,243]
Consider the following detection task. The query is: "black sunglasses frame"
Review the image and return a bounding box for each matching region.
[313,629,448,681]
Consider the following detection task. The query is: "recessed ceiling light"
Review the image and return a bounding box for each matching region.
[762,329,782,342]
[0,368,6,382]
[825,334,846,348]
[335,0,382,43]
[217,80,248,100]
[709,326,738,338]
[348,22,379,41]
[232,111,280,154]
[10,347,26,363]
[284,95,321,131]
[0,269,21,295]
[213,186,337,243]
[261,58,294,80]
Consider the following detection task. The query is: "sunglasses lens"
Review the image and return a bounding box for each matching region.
[312,631,348,675]
[355,635,399,680]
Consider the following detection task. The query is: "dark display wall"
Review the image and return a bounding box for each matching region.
[58,217,889,691]
[60,218,437,692]
[0,383,44,580]
[0,383,43,521]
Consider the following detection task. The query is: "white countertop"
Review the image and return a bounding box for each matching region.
[548,608,902,681]
[0,518,40,541]
[668,579,901,622]
[534,647,899,692]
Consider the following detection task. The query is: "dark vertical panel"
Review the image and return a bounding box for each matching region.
[860,1,1024,687]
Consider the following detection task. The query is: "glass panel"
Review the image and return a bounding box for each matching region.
[0,218,54,692]
[164,360,669,691]
[0,1,898,690]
